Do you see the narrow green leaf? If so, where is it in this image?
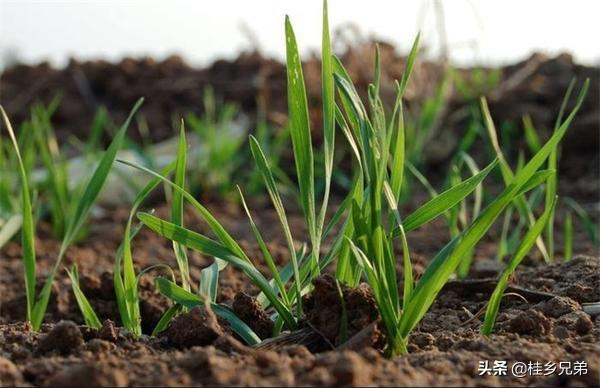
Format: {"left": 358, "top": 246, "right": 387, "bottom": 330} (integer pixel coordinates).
{"left": 172, "top": 121, "right": 191, "bottom": 291}
{"left": 518, "top": 169, "right": 555, "bottom": 196}
{"left": 395, "top": 158, "right": 498, "bottom": 235}
{"left": 199, "top": 261, "right": 221, "bottom": 303}
{"left": 152, "top": 304, "right": 182, "bottom": 336}
{"left": 389, "top": 100, "right": 405, "bottom": 202}
{"left": 482, "top": 197, "right": 557, "bottom": 335}
{"left": 318, "top": 0, "right": 335, "bottom": 237}
{"left": 1, "top": 106, "right": 36, "bottom": 324}
{"left": 398, "top": 33, "right": 421, "bottom": 97}
{"left": 63, "top": 98, "right": 144, "bottom": 250}
{"left": 564, "top": 211, "right": 573, "bottom": 261}
{"left": 237, "top": 186, "right": 289, "bottom": 306}
{"left": 482, "top": 97, "right": 549, "bottom": 262}
{"left": 285, "top": 15, "right": 316, "bottom": 252}
{"left": 545, "top": 79, "right": 576, "bottom": 261}
{"left": 249, "top": 136, "right": 302, "bottom": 315}
{"left": 66, "top": 264, "right": 102, "bottom": 329}
{"left": 522, "top": 115, "right": 541, "bottom": 153}
{"left": 383, "top": 182, "right": 412, "bottom": 308}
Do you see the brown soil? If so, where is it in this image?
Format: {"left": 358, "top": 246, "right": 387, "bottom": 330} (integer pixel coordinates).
{"left": 0, "top": 200, "right": 598, "bottom": 386}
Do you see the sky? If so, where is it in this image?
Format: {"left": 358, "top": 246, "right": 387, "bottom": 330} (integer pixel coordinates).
{"left": 1, "top": 0, "right": 599, "bottom": 69}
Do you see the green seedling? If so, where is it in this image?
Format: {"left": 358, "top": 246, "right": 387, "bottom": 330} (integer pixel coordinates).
{"left": 0, "top": 114, "right": 37, "bottom": 249}
{"left": 1, "top": 99, "right": 143, "bottom": 330}
{"left": 482, "top": 195, "right": 557, "bottom": 335}
{"left": 395, "top": 80, "right": 587, "bottom": 354}
{"left": 185, "top": 87, "right": 245, "bottom": 198}
{"left": 544, "top": 79, "right": 576, "bottom": 262}
{"left": 481, "top": 97, "right": 552, "bottom": 263}
{"left": 120, "top": 0, "right": 339, "bottom": 340}
{"left": 340, "top": 46, "right": 588, "bottom": 354}
{"left": 30, "top": 100, "right": 71, "bottom": 239}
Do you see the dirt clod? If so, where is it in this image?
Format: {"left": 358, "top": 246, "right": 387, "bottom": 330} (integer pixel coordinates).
{"left": 97, "top": 319, "right": 119, "bottom": 342}
{"left": 410, "top": 332, "right": 436, "bottom": 351}
{"left": 505, "top": 309, "right": 553, "bottom": 336}
{"left": 37, "top": 321, "right": 83, "bottom": 355}
{"left": 163, "top": 307, "right": 224, "bottom": 348}
{"left": 232, "top": 292, "right": 273, "bottom": 339}
{"left": 304, "top": 275, "right": 380, "bottom": 347}
{"left": 536, "top": 296, "right": 581, "bottom": 318}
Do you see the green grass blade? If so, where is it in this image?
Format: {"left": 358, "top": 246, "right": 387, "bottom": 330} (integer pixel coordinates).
{"left": 334, "top": 74, "right": 375, "bottom": 178}
{"left": 545, "top": 79, "right": 576, "bottom": 261}
{"left": 482, "top": 197, "right": 557, "bottom": 335}
{"left": 522, "top": 115, "right": 541, "bottom": 153}
{"left": 518, "top": 170, "right": 555, "bottom": 195}
{"left": 66, "top": 264, "right": 102, "bottom": 329}
{"left": 406, "top": 162, "right": 438, "bottom": 198}
{"left": 285, "top": 15, "right": 316, "bottom": 254}
{"left": 172, "top": 121, "right": 191, "bottom": 291}
{"left": 395, "top": 158, "right": 498, "bottom": 235}
{"left": 63, "top": 97, "right": 144, "bottom": 250}
{"left": 346, "top": 238, "right": 403, "bottom": 353}
{"left": 1, "top": 106, "right": 36, "bottom": 323}
{"left": 30, "top": 98, "right": 144, "bottom": 330}
{"left": 564, "top": 211, "right": 573, "bottom": 261}
{"left": 383, "top": 182, "right": 412, "bottom": 308}
{"left": 238, "top": 186, "right": 289, "bottom": 306}
{"left": 249, "top": 136, "right": 302, "bottom": 314}
{"left": 398, "top": 33, "right": 421, "bottom": 97}
{"left": 152, "top": 304, "right": 182, "bottom": 336}
{"left": 154, "top": 277, "right": 261, "bottom": 345}
{"left": 318, "top": 0, "right": 335, "bottom": 236}
{"left": 32, "top": 105, "right": 69, "bottom": 238}
{"left": 138, "top": 213, "right": 297, "bottom": 329}
{"left": 389, "top": 100, "right": 405, "bottom": 201}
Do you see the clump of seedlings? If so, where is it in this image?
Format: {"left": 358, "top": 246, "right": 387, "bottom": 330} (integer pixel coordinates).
{"left": 1, "top": 99, "right": 143, "bottom": 330}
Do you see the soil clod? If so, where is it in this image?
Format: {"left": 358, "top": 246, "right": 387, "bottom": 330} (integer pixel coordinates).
{"left": 304, "top": 275, "right": 381, "bottom": 348}
{"left": 232, "top": 291, "right": 273, "bottom": 339}
{"left": 505, "top": 309, "right": 553, "bottom": 336}
{"left": 97, "top": 319, "right": 119, "bottom": 342}
{"left": 163, "top": 307, "right": 224, "bottom": 348}
{"left": 536, "top": 296, "right": 582, "bottom": 318}
{"left": 36, "top": 321, "right": 83, "bottom": 355}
